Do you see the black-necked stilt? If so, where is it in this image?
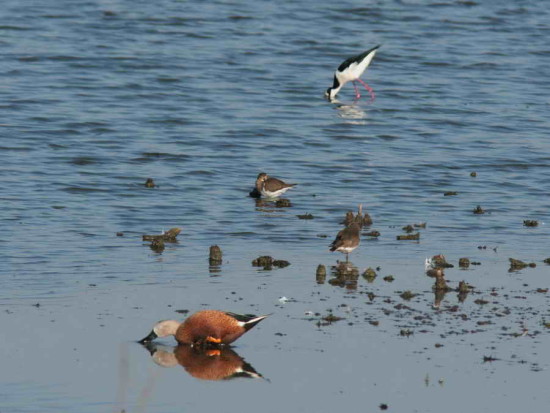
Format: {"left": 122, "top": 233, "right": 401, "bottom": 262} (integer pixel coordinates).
{"left": 254, "top": 173, "right": 296, "bottom": 198}
{"left": 325, "top": 45, "right": 380, "bottom": 101}
{"left": 329, "top": 223, "right": 361, "bottom": 262}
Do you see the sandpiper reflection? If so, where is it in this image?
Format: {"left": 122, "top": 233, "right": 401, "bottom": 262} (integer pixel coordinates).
{"left": 141, "top": 342, "right": 266, "bottom": 381}
{"left": 327, "top": 261, "right": 360, "bottom": 290}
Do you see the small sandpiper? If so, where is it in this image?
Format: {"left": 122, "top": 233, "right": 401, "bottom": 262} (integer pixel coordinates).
{"left": 325, "top": 45, "right": 380, "bottom": 101}
{"left": 254, "top": 173, "right": 296, "bottom": 199}
{"left": 329, "top": 222, "right": 361, "bottom": 262}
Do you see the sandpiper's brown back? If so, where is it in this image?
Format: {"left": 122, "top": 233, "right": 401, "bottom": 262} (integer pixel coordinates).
{"left": 263, "top": 177, "right": 294, "bottom": 192}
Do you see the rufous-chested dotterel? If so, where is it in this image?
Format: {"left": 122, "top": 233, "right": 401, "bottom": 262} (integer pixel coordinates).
{"left": 329, "top": 222, "right": 361, "bottom": 262}
{"left": 138, "top": 310, "right": 269, "bottom": 346}
{"left": 255, "top": 172, "right": 296, "bottom": 198}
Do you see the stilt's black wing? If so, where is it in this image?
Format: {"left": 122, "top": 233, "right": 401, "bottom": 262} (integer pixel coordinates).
{"left": 337, "top": 45, "right": 380, "bottom": 72}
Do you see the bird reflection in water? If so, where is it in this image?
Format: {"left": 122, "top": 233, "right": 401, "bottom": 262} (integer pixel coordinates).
{"left": 333, "top": 102, "right": 369, "bottom": 124}
{"left": 141, "top": 342, "right": 266, "bottom": 381}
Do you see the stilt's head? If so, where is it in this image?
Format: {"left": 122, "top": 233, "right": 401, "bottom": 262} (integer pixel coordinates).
{"left": 138, "top": 320, "right": 180, "bottom": 344}
{"left": 325, "top": 75, "right": 341, "bottom": 100}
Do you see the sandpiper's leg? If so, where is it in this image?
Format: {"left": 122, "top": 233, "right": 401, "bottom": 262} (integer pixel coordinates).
{"left": 357, "top": 78, "right": 375, "bottom": 102}
{"left": 352, "top": 81, "right": 361, "bottom": 99}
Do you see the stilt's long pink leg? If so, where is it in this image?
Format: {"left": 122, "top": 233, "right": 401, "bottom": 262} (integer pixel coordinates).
{"left": 352, "top": 81, "right": 361, "bottom": 100}
{"left": 357, "top": 78, "right": 375, "bottom": 102}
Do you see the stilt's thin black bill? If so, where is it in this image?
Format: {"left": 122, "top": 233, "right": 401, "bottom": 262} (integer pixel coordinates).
{"left": 138, "top": 330, "right": 158, "bottom": 344}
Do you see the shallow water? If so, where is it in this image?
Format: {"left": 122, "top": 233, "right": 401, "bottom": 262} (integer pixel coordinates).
{"left": 1, "top": 0, "right": 550, "bottom": 412}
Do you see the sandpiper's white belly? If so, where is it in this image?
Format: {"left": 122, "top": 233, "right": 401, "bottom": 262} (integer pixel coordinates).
{"left": 261, "top": 187, "right": 291, "bottom": 198}
{"left": 337, "top": 246, "right": 358, "bottom": 253}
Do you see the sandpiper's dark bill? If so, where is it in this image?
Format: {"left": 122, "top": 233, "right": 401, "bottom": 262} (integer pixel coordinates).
{"left": 325, "top": 45, "right": 380, "bottom": 101}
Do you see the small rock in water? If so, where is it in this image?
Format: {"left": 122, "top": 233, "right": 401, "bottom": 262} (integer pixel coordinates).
{"left": 316, "top": 264, "right": 326, "bottom": 284}
{"left": 470, "top": 171, "right": 477, "bottom": 177}
{"left": 362, "top": 267, "right": 377, "bottom": 283}
{"left": 397, "top": 233, "right": 420, "bottom": 240}
{"left": 143, "top": 227, "right": 181, "bottom": 242}
{"left": 116, "top": 232, "right": 124, "bottom": 237}
{"left": 297, "top": 213, "right": 314, "bottom": 220}
{"left": 432, "top": 254, "right": 454, "bottom": 268}
{"left": 252, "top": 256, "right": 290, "bottom": 270}
{"left": 473, "top": 205, "right": 485, "bottom": 214}
{"left": 458, "top": 257, "right": 470, "bottom": 268}
{"left": 444, "top": 191, "right": 458, "bottom": 196}
{"left": 363, "top": 230, "right": 380, "bottom": 237}
{"left": 209, "top": 245, "right": 223, "bottom": 265}
{"left": 150, "top": 238, "right": 165, "bottom": 252}
{"left": 523, "top": 220, "right": 538, "bottom": 227}
{"left": 509, "top": 258, "right": 536, "bottom": 271}
{"left": 144, "top": 178, "right": 156, "bottom": 188}
{"left": 400, "top": 290, "right": 417, "bottom": 300}
{"left": 249, "top": 188, "right": 261, "bottom": 198}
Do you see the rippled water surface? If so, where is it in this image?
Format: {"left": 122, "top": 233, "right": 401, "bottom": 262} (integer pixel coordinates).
{"left": 2, "top": 0, "right": 550, "bottom": 412}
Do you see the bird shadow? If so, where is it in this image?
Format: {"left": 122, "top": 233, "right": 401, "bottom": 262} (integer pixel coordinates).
{"left": 139, "top": 342, "right": 267, "bottom": 382}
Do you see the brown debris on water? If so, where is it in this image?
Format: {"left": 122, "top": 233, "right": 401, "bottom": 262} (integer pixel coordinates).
{"left": 150, "top": 238, "right": 165, "bottom": 252}
{"left": 297, "top": 213, "right": 314, "bottom": 220}
{"left": 322, "top": 314, "right": 344, "bottom": 323}
{"left": 397, "top": 233, "right": 420, "bottom": 240}
{"left": 143, "top": 227, "right": 181, "bottom": 242}
{"left": 402, "top": 224, "right": 415, "bottom": 233}
{"left": 252, "top": 256, "right": 290, "bottom": 270}
{"left": 414, "top": 222, "right": 427, "bottom": 229}
{"left": 316, "top": 265, "right": 326, "bottom": 284}
{"left": 473, "top": 205, "right": 485, "bottom": 214}
{"left": 509, "top": 258, "right": 536, "bottom": 271}
{"left": 144, "top": 178, "right": 156, "bottom": 188}
{"left": 458, "top": 257, "right": 470, "bottom": 268}
{"left": 209, "top": 245, "right": 223, "bottom": 266}
{"left": 523, "top": 220, "right": 538, "bottom": 227}
{"left": 116, "top": 232, "right": 124, "bottom": 237}
{"left": 399, "top": 290, "right": 417, "bottom": 301}
{"left": 444, "top": 191, "right": 458, "bottom": 196}
{"left": 342, "top": 204, "right": 372, "bottom": 227}
{"left": 383, "top": 275, "right": 395, "bottom": 282}
{"left": 362, "top": 267, "right": 377, "bottom": 283}
{"left": 363, "top": 230, "right": 380, "bottom": 237}
{"left": 470, "top": 171, "right": 477, "bottom": 177}
{"left": 275, "top": 199, "right": 292, "bottom": 208}
{"left": 431, "top": 254, "right": 454, "bottom": 268}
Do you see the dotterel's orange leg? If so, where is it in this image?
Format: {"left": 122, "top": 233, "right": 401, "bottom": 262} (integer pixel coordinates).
{"left": 205, "top": 336, "right": 222, "bottom": 344}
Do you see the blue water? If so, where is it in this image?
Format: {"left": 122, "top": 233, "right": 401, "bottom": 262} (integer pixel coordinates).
{"left": 1, "top": 1, "right": 550, "bottom": 412}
